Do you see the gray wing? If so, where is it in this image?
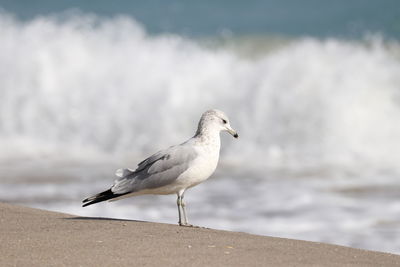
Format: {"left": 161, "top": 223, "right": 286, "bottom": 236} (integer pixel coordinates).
{"left": 111, "top": 144, "right": 198, "bottom": 194}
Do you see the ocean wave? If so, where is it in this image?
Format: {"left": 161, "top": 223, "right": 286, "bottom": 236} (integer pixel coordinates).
{"left": 0, "top": 12, "right": 399, "bottom": 172}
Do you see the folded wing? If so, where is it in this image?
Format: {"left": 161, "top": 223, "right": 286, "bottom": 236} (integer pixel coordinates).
{"left": 112, "top": 144, "right": 197, "bottom": 194}
{"left": 82, "top": 143, "right": 198, "bottom": 207}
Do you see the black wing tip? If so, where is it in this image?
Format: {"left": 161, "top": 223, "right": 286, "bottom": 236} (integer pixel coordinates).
{"left": 82, "top": 197, "right": 91, "bottom": 203}
{"left": 82, "top": 189, "right": 123, "bottom": 207}
{"left": 82, "top": 202, "right": 92, "bottom": 207}
{"left": 82, "top": 189, "right": 115, "bottom": 207}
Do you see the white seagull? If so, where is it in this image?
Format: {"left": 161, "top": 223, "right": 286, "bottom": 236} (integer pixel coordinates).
{"left": 82, "top": 109, "right": 238, "bottom": 226}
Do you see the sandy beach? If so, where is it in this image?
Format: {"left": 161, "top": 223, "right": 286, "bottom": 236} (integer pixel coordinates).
{"left": 0, "top": 202, "right": 399, "bottom": 266}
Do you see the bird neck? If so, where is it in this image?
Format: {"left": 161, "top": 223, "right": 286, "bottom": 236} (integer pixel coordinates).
{"left": 194, "top": 126, "right": 221, "bottom": 149}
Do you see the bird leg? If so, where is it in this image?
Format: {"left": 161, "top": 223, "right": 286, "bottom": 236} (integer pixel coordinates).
{"left": 181, "top": 198, "right": 190, "bottom": 226}
{"left": 177, "top": 195, "right": 184, "bottom": 226}
{"left": 177, "top": 192, "right": 192, "bottom": 227}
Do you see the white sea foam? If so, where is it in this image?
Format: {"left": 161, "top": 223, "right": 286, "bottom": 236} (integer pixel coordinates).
{"left": 0, "top": 12, "right": 399, "bottom": 172}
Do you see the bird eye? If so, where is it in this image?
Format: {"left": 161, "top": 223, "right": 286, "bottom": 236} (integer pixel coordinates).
{"left": 222, "top": 119, "right": 227, "bottom": 124}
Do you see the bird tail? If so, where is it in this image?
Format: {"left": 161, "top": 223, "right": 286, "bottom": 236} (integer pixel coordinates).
{"left": 82, "top": 189, "right": 128, "bottom": 207}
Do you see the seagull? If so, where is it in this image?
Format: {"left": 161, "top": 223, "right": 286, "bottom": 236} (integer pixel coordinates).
{"left": 82, "top": 109, "right": 238, "bottom": 226}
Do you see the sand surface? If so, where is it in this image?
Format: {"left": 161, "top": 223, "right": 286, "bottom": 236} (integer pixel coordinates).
{"left": 1, "top": 202, "right": 399, "bottom": 267}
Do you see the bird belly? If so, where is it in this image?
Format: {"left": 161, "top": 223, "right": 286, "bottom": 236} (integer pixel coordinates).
{"left": 110, "top": 183, "right": 183, "bottom": 199}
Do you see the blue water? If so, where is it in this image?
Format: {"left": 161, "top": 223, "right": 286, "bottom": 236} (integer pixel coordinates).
{"left": 0, "top": 3, "right": 400, "bottom": 254}
{"left": 1, "top": 0, "right": 399, "bottom": 38}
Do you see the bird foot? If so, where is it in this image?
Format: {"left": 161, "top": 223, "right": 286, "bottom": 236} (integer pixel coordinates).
{"left": 179, "top": 223, "right": 199, "bottom": 228}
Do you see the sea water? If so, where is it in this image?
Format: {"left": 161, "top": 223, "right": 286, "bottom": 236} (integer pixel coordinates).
{"left": 0, "top": 11, "right": 400, "bottom": 254}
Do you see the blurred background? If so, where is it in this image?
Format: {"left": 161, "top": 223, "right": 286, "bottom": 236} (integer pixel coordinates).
{"left": 0, "top": 0, "right": 400, "bottom": 254}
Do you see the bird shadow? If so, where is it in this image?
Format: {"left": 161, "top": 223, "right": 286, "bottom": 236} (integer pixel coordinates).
{"left": 63, "top": 216, "right": 145, "bottom": 223}
{"left": 63, "top": 216, "right": 210, "bottom": 229}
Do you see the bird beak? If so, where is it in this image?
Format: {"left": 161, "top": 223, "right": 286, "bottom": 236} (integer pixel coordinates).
{"left": 226, "top": 125, "right": 239, "bottom": 139}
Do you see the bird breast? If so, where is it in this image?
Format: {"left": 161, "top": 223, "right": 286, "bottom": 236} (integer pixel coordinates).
{"left": 176, "top": 143, "right": 220, "bottom": 188}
